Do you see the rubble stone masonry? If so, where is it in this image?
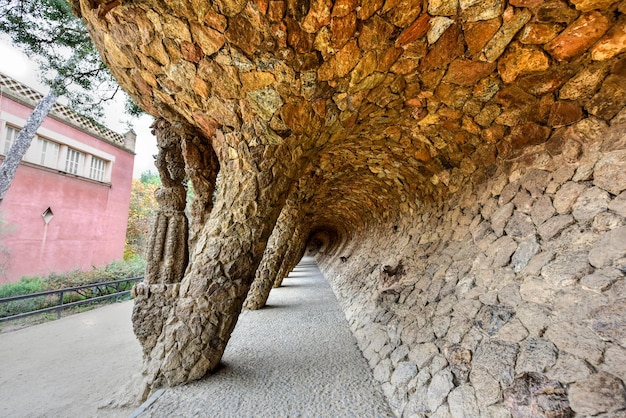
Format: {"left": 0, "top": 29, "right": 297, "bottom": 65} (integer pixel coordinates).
{"left": 74, "top": 0, "right": 625, "bottom": 414}
{"left": 319, "top": 120, "right": 626, "bottom": 416}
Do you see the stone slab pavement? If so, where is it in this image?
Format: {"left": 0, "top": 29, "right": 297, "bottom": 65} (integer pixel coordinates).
{"left": 136, "top": 256, "right": 394, "bottom": 418}
{"left": 0, "top": 256, "right": 393, "bottom": 417}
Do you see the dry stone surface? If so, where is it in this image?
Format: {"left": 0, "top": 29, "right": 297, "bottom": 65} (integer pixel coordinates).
{"left": 73, "top": 0, "right": 626, "bottom": 416}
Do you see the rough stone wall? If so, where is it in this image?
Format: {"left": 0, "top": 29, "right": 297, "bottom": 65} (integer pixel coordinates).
{"left": 73, "top": 0, "right": 626, "bottom": 409}
{"left": 318, "top": 119, "right": 626, "bottom": 417}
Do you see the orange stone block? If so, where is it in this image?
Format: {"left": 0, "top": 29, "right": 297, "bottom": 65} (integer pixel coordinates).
{"left": 254, "top": 0, "right": 269, "bottom": 14}
{"left": 267, "top": 1, "right": 286, "bottom": 22}
{"left": 591, "top": 17, "right": 626, "bottom": 61}
{"left": 545, "top": 11, "right": 612, "bottom": 61}
{"left": 395, "top": 14, "right": 431, "bottom": 47}
{"left": 509, "top": 0, "right": 544, "bottom": 6}
{"left": 444, "top": 59, "right": 496, "bottom": 86}
{"left": 334, "top": 39, "right": 362, "bottom": 77}
{"left": 331, "top": 12, "right": 357, "bottom": 48}
{"left": 414, "top": 148, "right": 432, "bottom": 162}
{"left": 509, "top": 122, "right": 551, "bottom": 149}
{"left": 420, "top": 24, "right": 464, "bottom": 71}
{"left": 498, "top": 44, "right": 550, "bottom": 84}
{"left": 549, "top": 101, "right": 584, "bottom": 127}
{"left": 519, "top": 23, "right": 564, "bottom": 45}
{"left": 181, "top": 41, "right": 204, "bottom": 63}
{"left": 203, "top": 10, "right": 228, "bottom": 32}
{"left": 331, "top": 0, "right": 359, "bottom": 17}
{"left": 464, "top": 18, "right": 501, "bottom": 58}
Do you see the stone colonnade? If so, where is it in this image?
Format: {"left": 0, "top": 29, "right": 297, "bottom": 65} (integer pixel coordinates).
{"left": 73, "top": 0, "right": 626, "bottom": 414}
{"left": 131, "top": 117, "right": 311, "bottom": 394}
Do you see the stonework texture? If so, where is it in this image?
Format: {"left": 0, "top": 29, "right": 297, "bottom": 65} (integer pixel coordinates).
{"left": 73, "top": 0, "right": 626, "bottom": 415}
{"left": 320, "top": 124, "right": 626, "bottom": 416}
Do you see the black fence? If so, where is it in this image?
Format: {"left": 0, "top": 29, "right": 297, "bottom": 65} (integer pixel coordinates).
{"left": 0, "top": 276, "right": 143, "bottom": 322}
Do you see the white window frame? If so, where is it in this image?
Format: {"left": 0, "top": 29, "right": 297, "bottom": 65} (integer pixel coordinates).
{"left": 65, "top": 148, "right": 83, "bottom": 175}
{"left": 2, "top": 124, "right": 19, "bottom": 155}
{"left": 1, "top": 113, "right": 116, "bottom": 163}
{"left": 37, "top": 136, "right": 60, "bottom": 168}
{"left": 89, "top": 156, "right": 106, "bottom": 181}
{"left": 1, "top": 115, "right": 115, "bottom": 183}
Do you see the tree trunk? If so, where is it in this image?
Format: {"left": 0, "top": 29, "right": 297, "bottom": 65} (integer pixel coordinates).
{"left": 0, "top": 89, "right": 58, "bottom": 202}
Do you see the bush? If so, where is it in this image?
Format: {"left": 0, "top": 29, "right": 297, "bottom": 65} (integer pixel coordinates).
{"left": 0, "top": 276, "right": 45, "bottom": 298}
{"left": 0, "top": 295, "right": 53, "bottom": 318}
{"left": 45, "top": 258, "right": 145, "bottom": 290}
{"left": 0, "top": 258, "right": 146, "bottom": 319}
{"left": 0, "top": 277, "right": 49, "bottom": 318}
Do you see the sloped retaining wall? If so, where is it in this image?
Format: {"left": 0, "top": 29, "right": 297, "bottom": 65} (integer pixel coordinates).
{"left": 319, "top": 118, "right": 626, "bottom": 417}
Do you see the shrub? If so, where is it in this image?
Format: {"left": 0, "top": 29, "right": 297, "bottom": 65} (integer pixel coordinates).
{"left": 0, "top": 277, "right": 49, "bottom": 318}
{"left": 0, "top": 276, "right": 45, "bottom": 298}
{"left": 0, "top": 258, "right": 145, "bottom": 319}
{"left": 45, "top": 258, "right": 145, "bottom": 290}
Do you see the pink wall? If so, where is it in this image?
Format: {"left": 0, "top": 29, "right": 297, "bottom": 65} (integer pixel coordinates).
{"left": 0, "top": 94, "right": 134, "bottom": 283}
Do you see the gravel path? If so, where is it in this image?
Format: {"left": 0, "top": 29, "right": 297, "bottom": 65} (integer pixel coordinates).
{"left": 0, "top": 257, "right": 392, "bottom": 417}
{"left": 136, "top": 256, "right": 393, "bottom": 418}
{"left": 0, "top": 300, "right": 142, "bottom": 418}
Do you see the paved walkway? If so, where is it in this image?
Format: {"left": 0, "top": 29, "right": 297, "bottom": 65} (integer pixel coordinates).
{"left": 0, "top": 299, "right": 142, "bottom": 418}
{"left": 0, "top": 257, "right": 393, "bottom": 417}
{"left": 137, "top": 256, "right": 393, "bottom": 417}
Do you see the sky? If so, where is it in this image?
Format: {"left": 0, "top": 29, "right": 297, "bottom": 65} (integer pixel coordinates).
{"left": 0, "top": 36, "right": 158, "bottom": 178}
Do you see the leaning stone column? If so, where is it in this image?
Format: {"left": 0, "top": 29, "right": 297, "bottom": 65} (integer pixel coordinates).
{"left": 273, "top": 223, "right": 309, "bottom": 288}
{"left": 132, "top": 118, "right": 188, "bottom": 355}
{"left": 139, "top": 139, "right": 304, "bottom": 396}
{"left": 243, "top": 207, "right": 300, "bottom": 310}
{"left": 180, "top": 128, "right": 219, "bottom": 250}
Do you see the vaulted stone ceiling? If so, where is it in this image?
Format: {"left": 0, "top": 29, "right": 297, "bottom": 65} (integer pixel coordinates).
{"left": 74, "top": 0, "right": 626, "bottom": 407}
{"left": 77, "top": 0, "right": 624, "bottom": 230}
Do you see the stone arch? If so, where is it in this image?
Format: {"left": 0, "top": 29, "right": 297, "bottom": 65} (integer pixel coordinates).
{"left": 75, "top": 1, "right": 626, "bottom": 414}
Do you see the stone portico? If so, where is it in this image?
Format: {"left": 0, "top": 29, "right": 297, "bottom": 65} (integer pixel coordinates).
{"left": 75, "top": 1, "right": 625, "bottom": 415}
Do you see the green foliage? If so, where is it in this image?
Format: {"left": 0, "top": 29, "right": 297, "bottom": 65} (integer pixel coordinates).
{"left": 140, "top": 170, "right": 161, "bottom": 186}
{"left": 0, "top": 259, "right": 145, "bottom": 297}
{"left": 0, "top": 296, "right": 50, "bottom": 318}
{"left": 125, "top": 177, "right": 159, "bottom": 259}
{"left": 0, "top": 277, "right": 49, "bottom": 318}
{"left": 0, "top": 276, "right": 45, "bottom": 298}
{"left": 45, "top": 258, "right": 145, "bottom": 290}
{"left": 0, "top": 0, "right": 139, "bottom": 120}
{"left": 125, "top": 98, "right": 145, "bottom": 117}
{"left": 0, "top": 259, "right": 145, "bottom": 319}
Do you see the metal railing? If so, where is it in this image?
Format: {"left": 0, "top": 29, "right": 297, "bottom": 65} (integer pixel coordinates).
{"left": 0, "top": 276, "right": 143, "bottom": 322}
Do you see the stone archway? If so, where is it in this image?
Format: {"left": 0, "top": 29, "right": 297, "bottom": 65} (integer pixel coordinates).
{"left": 75, "top": 1, "right": 626, "bottom": 415}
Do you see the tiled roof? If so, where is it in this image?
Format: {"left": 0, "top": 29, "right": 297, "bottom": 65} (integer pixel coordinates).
{"left": 0, "top": 71, "right": 126, "bottom": 147}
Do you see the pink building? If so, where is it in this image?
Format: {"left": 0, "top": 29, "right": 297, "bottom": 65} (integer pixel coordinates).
{"left": 0, "top": 72, "right": 136, "bottom": 283}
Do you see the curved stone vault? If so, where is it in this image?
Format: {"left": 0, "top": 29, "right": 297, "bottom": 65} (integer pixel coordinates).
{"left": 75, "top": 0, "right": 625, "bottom": 415}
